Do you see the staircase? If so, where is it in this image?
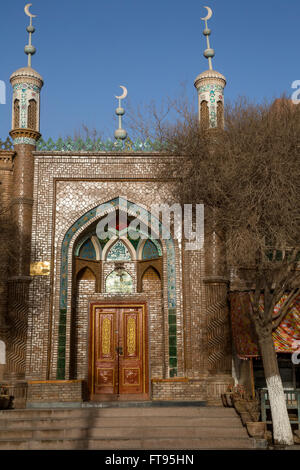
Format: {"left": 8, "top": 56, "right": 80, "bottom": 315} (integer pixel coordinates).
{"left": 0, "top": 405, "right": 256, "bottom": 450}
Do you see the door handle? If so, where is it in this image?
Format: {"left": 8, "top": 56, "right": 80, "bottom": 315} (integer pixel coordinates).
{"left": 118, "top": 347, "right": 123, "bottom": 356}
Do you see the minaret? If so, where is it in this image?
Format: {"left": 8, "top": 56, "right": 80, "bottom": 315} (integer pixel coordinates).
{"left": 9, "top": 4, "right": 43, "bottom": 277}
{"left": 6, "top": 4, "right": 43, "bottom": 381}
{"left": 194, "top": 7, "right": 226, "bottom": 129}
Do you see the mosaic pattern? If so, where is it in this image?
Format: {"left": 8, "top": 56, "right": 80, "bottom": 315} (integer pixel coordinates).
{"left": 13, "top": 83, "right": 41, "bottom": 93}
{"left": 36, "top": 137, "right": 166, "bottom": 152}
{"left": 13, "top": 137, "right": 37, "bottom": 146}
{"left": 105, "top": 270, "right": 133, "bottom": 293}
{"left": 198, "top": 84, "right": 224, "bottom": 129}
{"left": 57, "top": 197, "right": 177, "bottom": 379}
{"left": 12, "top": 83, "right": 41, "bottom": 131}
{"left": 142, "top": 239, "right": 159, "bottom": 260}
{"left": 78, "top": 239, "right": 96, "bottom": 260}
{"left": 106, "top": 240, "right": 132, "bottom": 261}
{"left": 59, "top": 198, "right": 175, "bottom": 310}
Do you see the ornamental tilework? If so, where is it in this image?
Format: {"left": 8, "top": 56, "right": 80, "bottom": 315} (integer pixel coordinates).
{"left": 142, "top": 239, "right": 159, "bottom": 260}
{"left": 57, "top": 196, "right": 177, "bottom": 379}
{"left": 12, "top": 83, "right": 41, "bottom": 130}
{"left": 59, "top": 197, "right": 176, "bottom": 310}
{"left": 107, "top": 240, "right": 132, "bottom": 261}
{"left": 198, "top": 84, "right": 224, "bottom": 129}
{"left": 78, "top": 238, "right": 96, "bottom": 260}
{"left": 13, "top": 137, "right": 36, "bottom": 146}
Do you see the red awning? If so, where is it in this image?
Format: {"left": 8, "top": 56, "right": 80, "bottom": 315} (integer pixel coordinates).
{"left": 230, "top": 292, "right": 300, "bottom": 359}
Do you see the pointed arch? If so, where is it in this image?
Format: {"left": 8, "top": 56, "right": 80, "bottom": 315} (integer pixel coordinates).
{"left": 28, "top": 99, "right": 37, "bottom": 130}
{"left": 14, "top": 99, "right": 20, "bottom": 128}
{"left": 78, "top": 238, "right": 96, "bottom": 260}
{"left": 102, "top": 237, "right": 136, "bottom": 261}
{"left": 58, "top": 197, "right": 177, "bottom": 379}
{"left": 77, "top": 266, "right": 96, "bottom": 281}
{"left": 217, "top": 100, "right": 224, "bottom": 129}
{"left": 200, "top": 100, "right": 209, "bottom": 130}
{"left": 136, "top": 237, "right": 162, "bottom": 260}
{"left": 142, "top": 265, "right": 161, "bottom": 281}
{"left": 142, "top": 266, "right": 162, "bottom": 292}
{"left": 60, "top": 197, "right": 175, "bottom": 310}
{"left": 76, "top": 264, "right": 98, "bottom": 281}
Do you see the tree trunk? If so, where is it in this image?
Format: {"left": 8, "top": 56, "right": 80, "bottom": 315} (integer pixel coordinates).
{"left": 259, "top": 337, "right": 294, "bottom": 445}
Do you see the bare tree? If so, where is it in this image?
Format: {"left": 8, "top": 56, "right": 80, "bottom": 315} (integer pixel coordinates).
{"left": 141, "top": 96, "right": 300, "bottom": 445}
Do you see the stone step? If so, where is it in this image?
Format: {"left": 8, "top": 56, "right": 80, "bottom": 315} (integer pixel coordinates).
{"left": 0, "top": 424, "right": 249, "bottom": 440}
{"left": 0, "top": 436, "right": 255, "bottom": 450}
{"left": 0, "top": 406, "right": 237, "bottom": 419}
{"left": 0, "top": 415, "right": 242, "bottom": 429}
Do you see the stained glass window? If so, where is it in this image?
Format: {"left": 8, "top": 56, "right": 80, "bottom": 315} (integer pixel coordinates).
{"left": 106, "top": 240, "right": 132, "bottom": 261}
{"left": 106, "top": 270, "right": 133, "bottom": 293}
{"left": 142, "top": 240, "right": 159, "bottom": 260}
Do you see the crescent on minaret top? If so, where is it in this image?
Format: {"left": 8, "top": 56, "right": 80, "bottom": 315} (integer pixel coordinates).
{"left": 115, "top": 86, "right": 128, "bottom": 100}
{"left": 201, "top": 6, "right": 213, "bottom": 21}
{"left": 24, "top": 3, "right": 37, "bottom": 18}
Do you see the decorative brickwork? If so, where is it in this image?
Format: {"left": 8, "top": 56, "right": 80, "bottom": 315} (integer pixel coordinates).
{"left": 0, "top": 151, "right": 14, "bottom": 344}
{"left": 0, "top": 150, "right": 232, "bottom": 404}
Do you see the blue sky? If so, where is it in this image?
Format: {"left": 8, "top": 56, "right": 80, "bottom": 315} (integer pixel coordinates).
{"left": 1, "top": 0, "right": 299, "bottom": 140}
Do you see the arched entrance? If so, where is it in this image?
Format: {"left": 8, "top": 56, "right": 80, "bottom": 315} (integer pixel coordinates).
{"left": 57, "top": 197, "right": 178, "bottom": 399}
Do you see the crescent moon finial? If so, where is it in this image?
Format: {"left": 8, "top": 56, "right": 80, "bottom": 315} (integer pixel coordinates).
{"left": 24, "top": 3, "right": 37, "bottom": 18}
{"left": 200, "top": 6, "right": 214, "bottom": 70}
{"left": 115, "top": 85, "right": 128, "bottom": 101}
{"left": 114, "top": 86, "right": 128, "bottom": 141}
{"left": 24, "top": 3, "right": 37, "bottom": 67}
{"left": 201, "top": 6, "right": 213, "bottom": 22}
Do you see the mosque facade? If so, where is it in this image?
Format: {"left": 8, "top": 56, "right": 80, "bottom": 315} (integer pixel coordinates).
{"left": 0, "top": 6, "right": 240, "bottom": 408}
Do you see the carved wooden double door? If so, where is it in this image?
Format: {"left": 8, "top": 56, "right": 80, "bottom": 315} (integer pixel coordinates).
{"left": 89, "top": 303, "right": 149, "bottom": 400}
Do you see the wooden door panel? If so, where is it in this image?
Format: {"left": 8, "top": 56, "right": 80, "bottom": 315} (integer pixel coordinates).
{"left": 94, "top": 308, "right": 118, "bottom": 395}
{"left": 90, "top": 303, "right": 148, "bottom": 400}
{"left": 119, "top": 308, "right": 143, "bottom": 394}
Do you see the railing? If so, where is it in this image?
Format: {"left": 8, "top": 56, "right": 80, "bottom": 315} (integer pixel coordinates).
{"left": 260, "top": 388, "right": 300, "bottom": 427}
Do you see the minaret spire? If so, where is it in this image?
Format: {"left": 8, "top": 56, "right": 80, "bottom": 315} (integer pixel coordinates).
{"left": 24, "top": 4, "right": 37, "bottom": 68}
{"left": 114, "top": 86, "right": 128, "bottom": 141}
{"left": 194, "top": 6, "right": 226, "bottom": 129}
{"left": 201, "top": 6, "right": 215, "bottom": 71}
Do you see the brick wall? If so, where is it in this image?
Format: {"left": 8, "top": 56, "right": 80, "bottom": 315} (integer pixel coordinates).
{"left": 0, "top": 152, "right": 13, "bottom": 333}
{"left": 27, "top": 380, "right": 84, "bottom": 403}
{"left": 151, "top": 379, "right": 206, "bottom": 401}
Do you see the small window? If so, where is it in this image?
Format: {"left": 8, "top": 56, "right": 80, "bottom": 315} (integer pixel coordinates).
{"left": 217, "top": 101, "right": 224, "bottom": 129}
{"left": 14, "top": 99, "right": 20, "bottom": 128}
{"left": 28, "top": 99, "right": 37, "bottom": 130}
{"left": 201, "top": 100, "right": 209, "bottom": 130}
